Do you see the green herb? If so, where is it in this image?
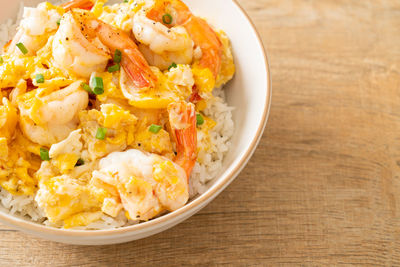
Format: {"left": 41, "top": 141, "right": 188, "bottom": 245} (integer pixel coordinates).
{"left": 123, "top": 0, "right": 129, "bottom": 3}
{"left": 196, "top": 114, "right": 204, "bottom": 126}
{"left": 108, "top": 63, "right": 120, "bottom": 73}
{"left": 35, "top": 74, "right": 45, "bottom": 84}
{"left": 96, "top": 127, "right": 107, "bottom": 140}
{"left": 114, "top": 49, "right": 122, "bottom": 63}
{"left": 162, "top": 13, "right": 173, "bottom": 25}
{"left": 80, "top": 83, "right": 93, "bottom": 94}
{"left": 57, "top": 18, "right": 61, "bottom": 26}
{"left": 16, "top": 43, "right": 28, "bottom": 55}
{"left": 168, "top": 62, "right": 177, "bottom": 71}
{"left": 0, "top": 57, "right": 3, "bottom": 64}
{"left": 40, "top": 148, "right": 50, "bottom": 161}
{"left": 149, "top": 124, "right": 162, "bottom": 134}
{"left": 75, "top": 158, "right": 85, "bottom": 167}
{"left": 91, "top": 76, "right": 104, "bottom": 95}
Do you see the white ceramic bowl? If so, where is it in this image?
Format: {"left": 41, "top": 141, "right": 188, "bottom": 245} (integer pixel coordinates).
{"left": 0, "top": 0, "right": 271, "bottom": 245}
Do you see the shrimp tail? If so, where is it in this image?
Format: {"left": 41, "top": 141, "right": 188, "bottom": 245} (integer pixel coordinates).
{"left": 168, "top": 101, "right": 197, "bottom": 180}
{"left": 61, "top": 0, "right": 95, "bottom": 11}
{"left": 183, "top": 16, "right": 222, "bottom": 77}
{"left": 146, "top": 0, "right": 223, "bottom": 78}
{"left": 81, "top": 14, "right": 157, "bottom": 89}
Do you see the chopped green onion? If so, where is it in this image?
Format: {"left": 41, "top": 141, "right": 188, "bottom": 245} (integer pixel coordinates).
{"left": 0, "top": 57, "right": 3, "bottom": 64}
{"left": 16, "top": 42, "right": 28, "bottom": 55}
{"left": 57, "top": 18, "right": 61, "bottom": 26}
{"left": 196, "top": 114, "right": 204, "bottom": 126}
{"left": 149, "top": 124, "right": 162, "bottom": 134}
{"left": 168, "top": 62, "right": 177, "bottom": 71}
{"left": 80, "top": 82, "right": 93, "bottom": 94}
{"left": 96, "top": 127, "right": 107, "bottom": 140}
{"left": 35, "top": 74, "right": 45, "bottom": 84}
{"left": 91, "top": 76, "right": 104, "bottom": 95}
{"left": 162, "top": 13, "right": 173, "bottom": 25}
{"left": 75, "top": 158, "right": 85, "bottom": 167}
{"left": 114, "top": 49, "right": 122, "bottom": 63}
{"left": 123, "top": 0, "right": 129, "bottom": 3}
{"left": 40, "top": 148, "right": 50, "bottom": 161}
{"left": 108, "top": 63, "right": 120, "bottom": 73}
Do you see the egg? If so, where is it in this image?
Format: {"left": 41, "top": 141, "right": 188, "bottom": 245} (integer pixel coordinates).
{"left": 215, "top": 30, "right": 235, "bottom": 88}
{"left": 35, "top": 174, "right": 101, "bottom": 225}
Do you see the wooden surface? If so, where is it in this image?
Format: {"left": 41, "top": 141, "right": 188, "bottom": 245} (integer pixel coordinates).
{"left": 2, "top": 0, "right": 400, "bottom": 266}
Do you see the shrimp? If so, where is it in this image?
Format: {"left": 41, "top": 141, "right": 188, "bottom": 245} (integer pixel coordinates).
{"left": 18, "top": 81, "right": 89, "bottom": 146}
{"left": 167, "top": 100, "right": 197, "bottom": 179}
{"left": 53, "top": 9, "right": 157, "bottom": 90}
{"left": 52, "top": 12, "right": 110, "bottom": 78}
{"left": 4, "top": 0, "right": 95, "bottom": 56}
{"left": 5, "top": 3, "right": 61, "bottom": 56}
{"left": 145, "top": 0, "right": 223, "bottom": 78}
{"left": 132, "top": 10, "right": 194, "bottom": 70}
{"left": 61, "top": 0, "right": 95, "bottom": 11}
{"left": 91, "top": 101, "right": 197, "bottom": 220}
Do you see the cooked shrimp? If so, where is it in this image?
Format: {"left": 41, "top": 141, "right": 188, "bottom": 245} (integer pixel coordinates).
{"left": 167, "top": 100, "right": 197, "bottom": 179}
{"left": 91, "top": 101, "right": 196, "bottom": 220}
{"left": 53, "top": 10, "right": 157, "bottom": 90}
{"left": 5, "top": 3, "right": 61, "bottom": 56}
{"left": 18, "top": 81, "right": 89, "bottom": 146}
{"left": 132, "top": 10, "right": 193, "bottom": 70}
{"left": 92, "top": 148, "right": 189, "bottom": 220}
{"left": 146, "top": 0, "right": 223, "bottom": 77}
{"left": 61, "top": 0, "right": 95, "bottom": 11}
{"left": 52, "top": 12, "right": 110, "bottom": 78}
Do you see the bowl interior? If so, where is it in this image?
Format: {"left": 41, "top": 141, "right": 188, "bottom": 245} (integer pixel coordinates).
{"left": 0, "top": 0, "right": 270, "bottom": 241}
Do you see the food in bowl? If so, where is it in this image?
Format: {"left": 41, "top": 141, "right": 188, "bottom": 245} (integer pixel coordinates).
{"left": 0, "top": 0, "right": 235, "bottom": 229}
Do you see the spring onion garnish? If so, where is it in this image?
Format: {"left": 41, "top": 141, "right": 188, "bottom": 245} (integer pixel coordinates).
{"left": 0, "top": 57, "right": 3, "bottom": 64}
{"left": 196, "top": 114, "right": 204, "bottom": 126}
{"left": 114, "top": 49, "right": 122, "bottom": 63}
{"left": 91, "top": 76, "right": 104, "bottom": 95}
{"left": 75, "top": 158, "right": 85, "bottom": 167}
{"left": 96, "top": 127, "right": 107, "bottom": 140}
{"left": 123, "top": 0, "right": 129, "bottom": 3}
{"left": 80, "top": 83, "right": 93, "bottom": 94}
{"left": 168, "top": 62, "right": 177, "bottom": 71}
{"left": 40, "top": 148, "right": 50, "bottom": 161}
{"left": 108, "top": 63, "right": 120, "bottom": 73}
{"left": 57, "top": 18, "right": 61, "bottom": 26}
{"left": 162, "top": 13, "right": 173, "bottom": 25}
{"left": 35, "top": 74, "right": 45, "bottom": 84}
{"left": 149, "top": 124, "right": 162, "bottom": 134}
{"left": 16, "top": 42, "right": 28, "bottom": 55}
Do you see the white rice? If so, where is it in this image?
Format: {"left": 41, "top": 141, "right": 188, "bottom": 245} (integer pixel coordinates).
{"left": 0, "top": 2, "right": 234, "bottom": 229}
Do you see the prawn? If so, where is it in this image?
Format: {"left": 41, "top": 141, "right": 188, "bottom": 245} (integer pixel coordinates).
{"left": 53, "top": 10, "right": 157, "bottom": 90}
{"left": 5, "top": 3, "right": 61, "bottom": 56}
{"left": 4, "top": 0, "right": 95, "bottom": 56}
{"left": 167, "top": 100, "right": 197, "bottom": 179}
{"left": 91, "top": 101, "right": 197, "bottom": 220}
{"left": 18, "top": 81, "right": 89, "bottom": 146}
{"left": 61, "top": 0, "right": 95, "bottom": 11}
{"left": 132, "top": 9, "right": 194, "bottom": 71}
{"left": 146, "top": 0, "right": 223, "bottom": 78}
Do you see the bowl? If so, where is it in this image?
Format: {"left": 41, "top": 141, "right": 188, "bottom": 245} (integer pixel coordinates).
{"left": 0, "top": 0, "right": 271, "bottom": 245}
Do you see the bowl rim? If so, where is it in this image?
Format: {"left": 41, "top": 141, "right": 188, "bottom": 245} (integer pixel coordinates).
{"left": 0, "top": 0, "right": 272, "bottom": 238}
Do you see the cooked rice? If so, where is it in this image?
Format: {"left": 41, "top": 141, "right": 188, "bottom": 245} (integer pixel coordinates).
{"left": 0, "top": 1, "right": 234, "bottom": 229}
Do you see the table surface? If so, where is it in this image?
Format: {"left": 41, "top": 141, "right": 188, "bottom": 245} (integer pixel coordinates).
{"left": 2, "top": 0, "right": 400, "bottom": 266}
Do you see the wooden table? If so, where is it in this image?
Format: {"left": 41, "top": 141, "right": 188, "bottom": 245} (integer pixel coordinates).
{"left": 2, "top": 0, "right": 400, "bottom": 265}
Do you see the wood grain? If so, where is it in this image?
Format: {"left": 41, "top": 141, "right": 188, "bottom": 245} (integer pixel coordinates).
{"left": 2, "top": 0, "right": 400, "bottom": 265}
